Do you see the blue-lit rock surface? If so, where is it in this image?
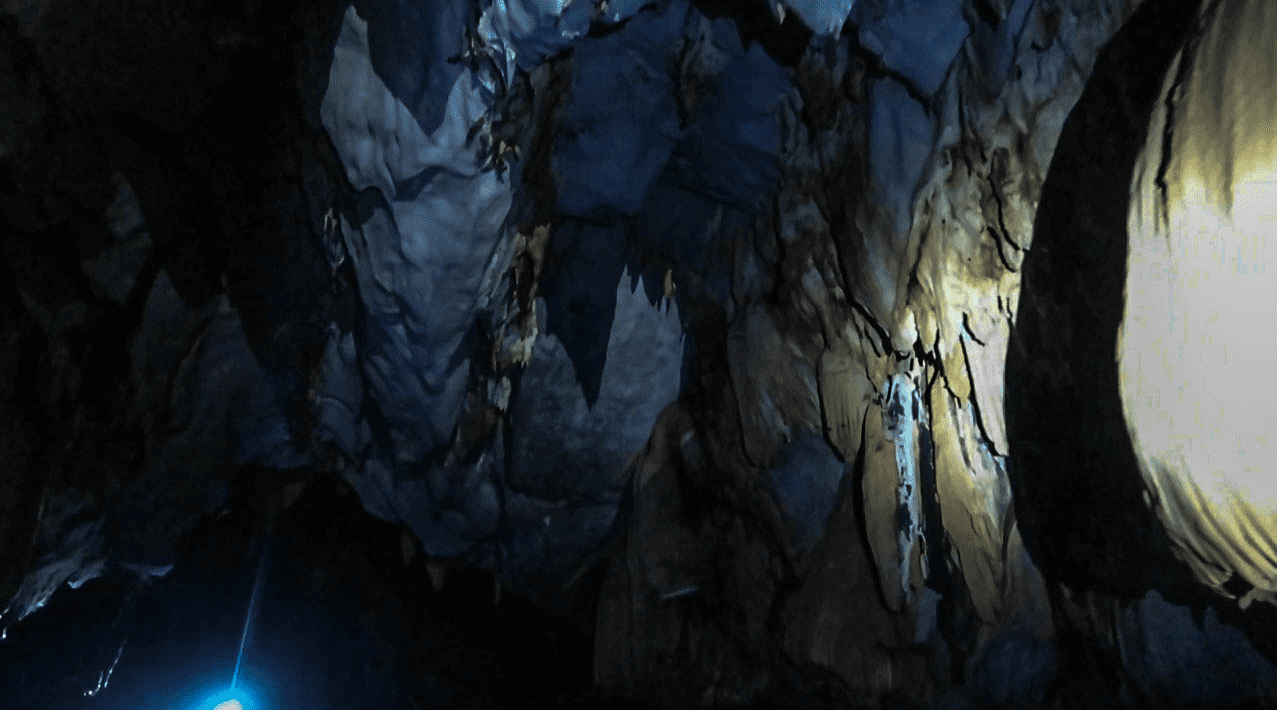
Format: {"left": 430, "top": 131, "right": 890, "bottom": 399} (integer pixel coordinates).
{"left": 781, "top": 0, "right": 857, "bottom": 36}
{"left": 551, "top": 8, "right": 684, "bottom": 220}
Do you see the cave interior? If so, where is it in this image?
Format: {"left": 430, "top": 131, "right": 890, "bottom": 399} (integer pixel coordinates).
{"left": 1, "top": 0, "right": 1277, "bottom": 708}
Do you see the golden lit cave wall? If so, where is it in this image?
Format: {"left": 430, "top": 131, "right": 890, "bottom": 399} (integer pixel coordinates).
{"left": 1120, "top": 0, "right": 1277, "bottom": 608}
{"left": 599, "top": 0, "right": 1140, "bottom": 700}
{"left": 818, "top": 0, "right": 1134, "bottom": 639}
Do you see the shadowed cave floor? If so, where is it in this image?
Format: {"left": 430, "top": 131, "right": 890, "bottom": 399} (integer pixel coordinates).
{"left": 0, "top": 472, "right": 863, "bottom": 709}
{"left": 0, "top": 469, "right": 1245, "bottom": 709}
{"left": 0, "top": 473, "right": 603, "bottom": 709}
{"left": 0, "top": 471, "right": 1164, "bottom": 710}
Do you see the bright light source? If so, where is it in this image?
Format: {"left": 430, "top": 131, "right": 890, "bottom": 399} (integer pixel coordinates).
{"left": 194, "top": 687, "right": 256, "bottom": 710}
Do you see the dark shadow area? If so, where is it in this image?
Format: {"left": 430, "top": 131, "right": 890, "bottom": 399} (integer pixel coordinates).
{"left": 0, "top": 471, "right": 652, "bottom": 709}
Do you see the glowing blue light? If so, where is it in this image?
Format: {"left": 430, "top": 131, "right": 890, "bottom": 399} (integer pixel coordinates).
{"left": 194, "top": 686, "right": 257, "bottom": 710}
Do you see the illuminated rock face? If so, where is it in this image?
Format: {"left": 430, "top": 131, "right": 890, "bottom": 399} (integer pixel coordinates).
{"left": 1120, "top": 0, "right": 1277, "bottom": 606}
{"left": 1008, "top": 0, "right": 1277, "bottom": 704}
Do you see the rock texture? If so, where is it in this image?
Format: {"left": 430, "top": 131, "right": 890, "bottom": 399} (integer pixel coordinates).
{"left": 3, "top": 0, "right": 1277, "bottom": 707}
{"left": 1010, "top": 0, "right": 1277, "bottom": 705}
{"left": 1121, "top": 0, "right": 1277, "bottom": 608}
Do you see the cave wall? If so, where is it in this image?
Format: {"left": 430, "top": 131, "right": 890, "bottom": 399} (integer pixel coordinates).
{"left": 1121, "top": 0, "right": 1277, "bottom": 607}
{"left": 1010, "top": 0, "right": 1277, "bottom": 704}
{"left": 3, "top": 0, "right": 1277, "bottom": 707}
